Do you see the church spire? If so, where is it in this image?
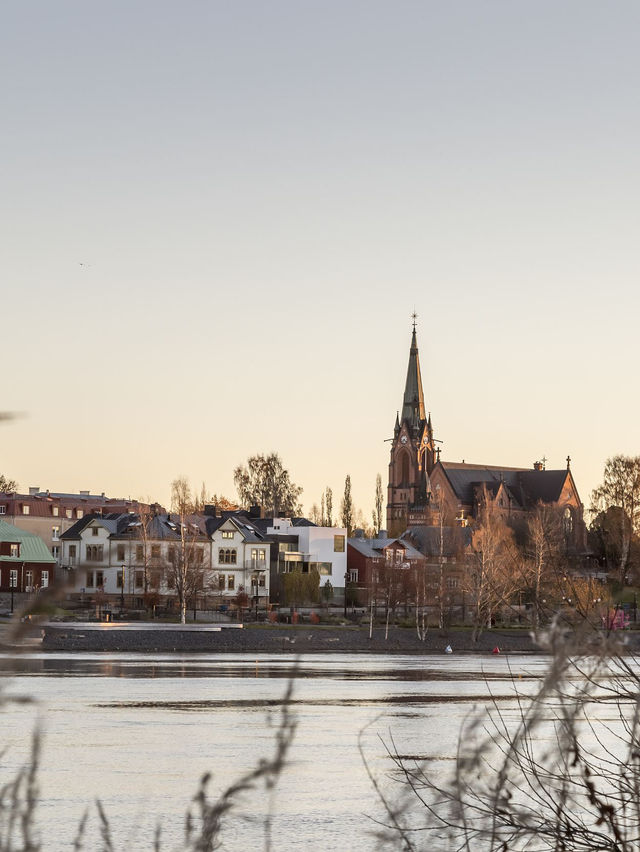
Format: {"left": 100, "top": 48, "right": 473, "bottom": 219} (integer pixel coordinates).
{"left": 401, "top": 319, "right": 426, "bottom": 428}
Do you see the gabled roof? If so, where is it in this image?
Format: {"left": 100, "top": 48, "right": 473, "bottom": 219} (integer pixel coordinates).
{"left": 402, "top": 525, "right": 471, "bottom": 557}
{"left": 438, "top": 462, "right": 573, "bottom": 510}
{"left": 348, "top": 535, "right": 423, "bottom": 562}
{"left": 0, "top": 519, "right": 56, "bottom": 564}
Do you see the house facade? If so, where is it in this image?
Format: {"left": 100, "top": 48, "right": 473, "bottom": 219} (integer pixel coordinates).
{"left": 0, "top": 488, "right": 157, "bottom": 566}
{"left": 0, "top": 518, "right": 56, "bottom": 593}
{"left": 60, "top": 511, "right": 271, "bottom": 611}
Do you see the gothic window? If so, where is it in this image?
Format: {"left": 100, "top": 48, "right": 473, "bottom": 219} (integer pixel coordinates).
{"left": 563, "top": 507, "right": 574, "bottom": 536}
{"left": 400, "top": 453, "right": 409, "bottom": 485}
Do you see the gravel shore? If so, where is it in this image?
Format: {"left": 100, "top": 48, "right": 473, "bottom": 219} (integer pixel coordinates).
{"left": 41, "top": 623, "right": 544, "bottom": 654}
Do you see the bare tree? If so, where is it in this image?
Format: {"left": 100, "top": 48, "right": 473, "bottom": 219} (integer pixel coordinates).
{"left": 308, "top": 503, "right": 322, "bottom": 525}
{"left": 591, "top": 454, "right": 640, "bottom": 583}
{"left": 169, "top": 477, "right": 208, "bottom": 624}
{"left": 525, "top": 503, "right": 565, "bottom": 628}
{"left": 465, "top": 506, "right": 518, "bottom": 641}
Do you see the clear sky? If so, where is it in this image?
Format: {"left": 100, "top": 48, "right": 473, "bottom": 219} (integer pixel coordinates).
{"left": 2, "top": 1, "right": 639, "bottom": 519}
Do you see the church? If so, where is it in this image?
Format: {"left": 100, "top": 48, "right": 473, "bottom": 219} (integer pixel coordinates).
{"left": 386, "top": 322, "right": 586, "bottom": 552}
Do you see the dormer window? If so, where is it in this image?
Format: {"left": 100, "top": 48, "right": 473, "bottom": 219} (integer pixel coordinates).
{"left": 221, "top": 530, "right": 234, "bottom": 540}
{"left": 92, "top": 527, "right": 99, "bottom": 536}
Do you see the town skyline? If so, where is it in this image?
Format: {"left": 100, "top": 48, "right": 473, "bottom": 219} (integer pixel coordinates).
{"left": 4, "top": 2, "right": 640, "bottom": 517}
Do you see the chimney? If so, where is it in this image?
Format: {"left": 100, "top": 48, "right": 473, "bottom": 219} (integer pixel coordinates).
{"left": 353, "top": 528, "right": 365, "bottom": 539}
{"left": 29, "top": 487, "right": 39, "bottom": 496}
{"left": 249, "top": 505, "right": 262, "bottom": 519}
{"left": 377, "top": 529, "right": 388, "bottom": 540}
{"left": 204, "top": 504, "right": 217, "bottom": 518}
{"left": 533, "top": 461, "right": 543, "bottom": 471}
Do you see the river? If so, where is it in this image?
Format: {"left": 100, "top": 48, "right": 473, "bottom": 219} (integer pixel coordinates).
{"left": 0, "top": 652, "right": 550, "bottom": 851}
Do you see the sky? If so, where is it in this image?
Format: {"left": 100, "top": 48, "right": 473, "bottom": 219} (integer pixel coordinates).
{"left": 2, "top": 1, "right": 639, "bottom": 519}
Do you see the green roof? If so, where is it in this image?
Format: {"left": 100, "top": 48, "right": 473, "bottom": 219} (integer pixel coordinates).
{"left": 0, "top": 518, "right": 56, "bottom": 564}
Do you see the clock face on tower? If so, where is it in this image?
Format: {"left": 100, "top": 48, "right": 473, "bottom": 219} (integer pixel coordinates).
{"left": 400, "top": 435, "right": 408, "bottom": 444}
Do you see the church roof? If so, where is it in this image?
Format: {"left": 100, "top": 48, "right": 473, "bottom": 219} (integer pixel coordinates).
{"left": 438, "top": 462, "right": 571, "bottom": 510}
{"left": 401, "top": 327, "right": 426, "bottom": 428}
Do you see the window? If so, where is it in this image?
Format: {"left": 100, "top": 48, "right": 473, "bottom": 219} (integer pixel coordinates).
{"left": 136, "top": 545, "right": 144, "bottom": 562}
{"left": 0, "top": 506, "right": 5, "bottom": 515}
{"left": 446, "top": 577, "right": 459, "bottom": 590}
{"left": 95, "top": 570, "right": 104, "bottom": 588}
{"left": 251, "top": 548, "right": 266, "bottom": 564}
{"left": 349, "top": 569, "right": 358, "bottom": 583}
{"left": 52, "top": 506, "right": 59, "bottom": 517}
{"left": 218, "top": 548, "right": 237, "bottom": 565}
{"left": 135, "top": 571, "right": 144, "bottom": 589}
{"left": 51, "top": 546, "right": 60, "bottom": 559}
{"left": 22, "top": 505, "right": 29, "bottom": 515}
{"left": 221, "top": 530, "right": 234, "bottom": 539}
{"left": 117, "top": 570, "right": 124, "bottom": 588}
{"left": 52, "top": 526, "right": 60, "bottom": 541}
{"left": 563, "top": 507, "right": 574, "bottom": 536}
{"left": 333, "top": 535, "right": 345, "bottom": 552}
{"left": 86, "top": 545, "right": 104, "bottom": 561}
{"left": 66, "top": 509, "right": 72, "bottom": 519}
{"left": 77, "top": 510, "right": 83, "bottom": 519}
{"left": 168, "top": 546, "right": 176, "bottom": 563}
{"left": 167, "top": 572, "right": 175, "bottom": 589}
{"left": 92, "top": 526, "right": 99, "bottom": 536}
{"left": 69, "top": 545, "right": 76, "bottom": 560}
{"left": 41, "top": 571, "right": 49, "bottom": 588}
{"left": 194, "top": 548, "right": 203, "bottom": 565}
{"left": 259, "top": 574, "right": 266, "bottom": 587}
{"left": 10, "top": 569, "right": 18, "bottom": 588}
{"left": 25, "top": 571, "right": 34, "bottom": 590}
{"left": 151, "top": 545, "right": 161, "bottom": 559}
{"left": 86, "top": 571, "right": 94, "bottom": 588}
{"left": 116, "top": 544, "right": 125, "bottom": 561}
{"left": 227, "top": 575, "right": 235, "bottom": 591}
{"left": 10, "top": 544, "right": 19, "bottom": 558}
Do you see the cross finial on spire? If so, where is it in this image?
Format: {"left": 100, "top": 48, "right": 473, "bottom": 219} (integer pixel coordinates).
{"left": 411, "top": 310, "right": 418, "bottom": 331}
{"left": 566, "top": 455, "right": 571, "bottom": 470}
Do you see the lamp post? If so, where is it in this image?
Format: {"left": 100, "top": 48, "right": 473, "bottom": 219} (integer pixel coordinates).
{"left": 252, "top": 572, "right": 259, "bottom": 620}
{"left": 10, "top": 570, "right": 16, "bottom": 614}
{"left": 120, "top": 564, "right": 125, "bottom": 613}
{"left": 344, "top": 571, "right": 348, "bottom": 618}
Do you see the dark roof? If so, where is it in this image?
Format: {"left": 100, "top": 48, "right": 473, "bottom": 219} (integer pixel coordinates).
{"left": 403, "top": 525, "right": 471, "bottom": 557}
{"left": 348, "top": 536, "right": 424, "bottom": 561}
{"left": 439, "top": 462, "right": 571, "bottom": 510}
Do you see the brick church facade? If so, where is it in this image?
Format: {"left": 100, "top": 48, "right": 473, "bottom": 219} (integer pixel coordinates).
{"left": 386, "top": 324, "right": 586, "bottom": 552}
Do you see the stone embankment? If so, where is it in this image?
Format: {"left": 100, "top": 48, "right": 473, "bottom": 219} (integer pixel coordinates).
{"left": 41, "top": 623, "right": 543, "bottom": 654}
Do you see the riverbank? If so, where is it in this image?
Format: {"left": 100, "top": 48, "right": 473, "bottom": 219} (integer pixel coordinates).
{"left": 40, "top": 622, "right": 547, "bottom": 653}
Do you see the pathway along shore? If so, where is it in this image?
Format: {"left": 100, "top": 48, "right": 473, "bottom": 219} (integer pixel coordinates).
{"left": 38, "top": 623, "right": 549, "bottom": 654}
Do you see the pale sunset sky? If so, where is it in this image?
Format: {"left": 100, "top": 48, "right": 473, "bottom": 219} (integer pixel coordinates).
{"left": 2, "top": 2, "right": 639, "bottom": 519}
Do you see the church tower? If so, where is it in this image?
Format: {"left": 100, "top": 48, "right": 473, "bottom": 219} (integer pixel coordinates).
{"left": 386, "top": 320, "right": 436, "bottom": 535}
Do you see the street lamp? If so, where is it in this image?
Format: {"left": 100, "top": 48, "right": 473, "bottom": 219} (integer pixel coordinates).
{"left": 120, "top": 564, "right": 125, "bottom": 613}
{"left": 10, "top": 570, "right": 16, "bottom": 614}
{"left": 252, "top": 572, "right": 259, "bottom": 620}
{"left": 344, "top": 571, "right": 348, "bottom": 618}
